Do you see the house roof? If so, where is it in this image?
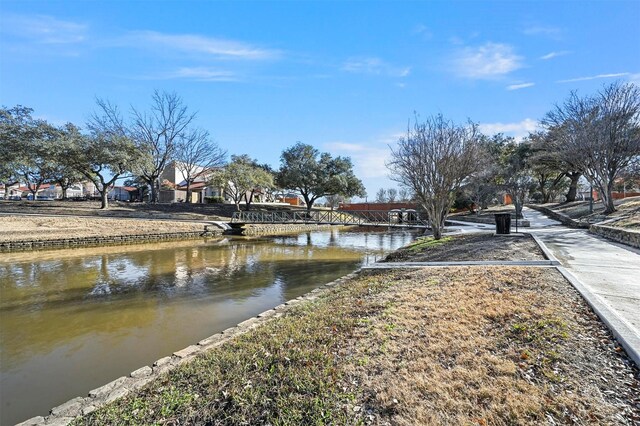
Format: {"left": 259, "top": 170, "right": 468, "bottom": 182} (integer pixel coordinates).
{"left": 176, "top": 181, "right": 207, "bottom": 191}
{"left": 18, "top": 184, "right": 57, "bottom": 192}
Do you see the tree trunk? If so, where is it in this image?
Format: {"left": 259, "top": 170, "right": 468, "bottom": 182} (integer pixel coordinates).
{"left": 186, "top": 181, "right": 191, "bottom": 204}
{"left": 244, "top": 190, "right": 254, "bottom": 211}
{"left": 514, "top": 198, "right": 523, "bottom": 218}
{"left": 150, "top": 182, "right": 157, "bottom": 203}
{"left": 303, "top": 195, "right": 315, "bottom": 216}
{"left": 100, "top": 191, "right": 109, "bottom": 209}
{"left": 428, "top": 206, "right": 445, "bottom": 240}
{"left": 565, "top": 172, "right": 581, "bottom": 202}
{"left": 431, "top": 218, "right": 443, "bottom": 239}
{"left": 601, "top": 180, "right": 616, "bottom": 214}
{"left": 58, "top": 180, "right": 70, "bottom": 200}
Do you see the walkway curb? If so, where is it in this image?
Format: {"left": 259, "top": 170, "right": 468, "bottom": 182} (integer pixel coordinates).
{"left": 530, "top": 233, "right": 561, "bottom": 264}
{"left": 527, "top": 218, "right": 640, "bottom": 368}
{"left": 362, "top": 260, "right": 559, "bottom": 269}
{"left": 555, "top": 267, "right": 640, "bottom": 367}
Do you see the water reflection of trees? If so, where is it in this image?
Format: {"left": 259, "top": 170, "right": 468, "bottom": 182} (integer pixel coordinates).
{"left": 0, "top": 228, "right": 420, "bottom": 367}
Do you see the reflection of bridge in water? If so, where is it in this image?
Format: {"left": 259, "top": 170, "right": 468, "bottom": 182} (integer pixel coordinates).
{"left": 230, "top": 210, "right": 429, "bottom": 229}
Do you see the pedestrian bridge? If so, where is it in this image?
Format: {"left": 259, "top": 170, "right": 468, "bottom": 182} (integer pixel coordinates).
{"left": 230, "top": 210, "right": 429, "bottom": 228}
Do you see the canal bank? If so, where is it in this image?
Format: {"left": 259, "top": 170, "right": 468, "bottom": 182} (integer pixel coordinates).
{"left": 48, "top": 233, "right": 640, "bottom": 425}
{"left": 0, "top": 214, "right": 354, "bottom": 252}
{"left": 15, "top": 232, "right": 640, "bottom": 425}
{"left": 1, "top": 226, "right": 420, "bottom": 425}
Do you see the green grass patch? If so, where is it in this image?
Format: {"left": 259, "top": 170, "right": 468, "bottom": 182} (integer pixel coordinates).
{"left": 406, "top": 235, "right": 453, "bottom": 252}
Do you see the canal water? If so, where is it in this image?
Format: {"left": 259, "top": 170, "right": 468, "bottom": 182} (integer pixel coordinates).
{"left": 0, "top": 227, "right": 419, "bottom": 425}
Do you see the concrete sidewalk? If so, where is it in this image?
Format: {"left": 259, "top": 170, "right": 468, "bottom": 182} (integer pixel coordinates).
{"left": 524, "top": 207, "right": 640, "bottom": 365}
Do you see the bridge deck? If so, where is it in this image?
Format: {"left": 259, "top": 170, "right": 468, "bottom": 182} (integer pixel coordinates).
{"left": 230, "top": 210, "right": 430, "bottom": 229}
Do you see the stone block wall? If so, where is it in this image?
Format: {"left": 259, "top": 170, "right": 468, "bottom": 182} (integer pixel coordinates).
{"left": 589, "top": 224, "right": 640, "bottom": 249}
{"left": 0, "top": 230, "right": 222, "bottom": 253}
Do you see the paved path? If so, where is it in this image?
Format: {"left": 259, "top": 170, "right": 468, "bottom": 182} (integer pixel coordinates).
{"left": 523, "top": 207, "right": 640, "bottom": 364}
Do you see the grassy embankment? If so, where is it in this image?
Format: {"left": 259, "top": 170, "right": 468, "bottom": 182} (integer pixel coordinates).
{"left": 73, "top": 235, "right": 639, "bottom": 425}
{"left": 539, "top": 196, "right": 640, "bottom": 229}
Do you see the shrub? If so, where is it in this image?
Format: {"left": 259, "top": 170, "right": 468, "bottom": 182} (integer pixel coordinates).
{"left": 205, "top": 196, "right": 225, "bottom": 204}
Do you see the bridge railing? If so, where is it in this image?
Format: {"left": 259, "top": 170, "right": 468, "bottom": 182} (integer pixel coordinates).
{"left": 231, "top": 210, "right": 429, "bottom": 227}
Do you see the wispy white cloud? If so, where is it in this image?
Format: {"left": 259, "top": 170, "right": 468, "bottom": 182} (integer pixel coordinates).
{"left": 479, "top": 118, "right": 540, "bottom": 141}
{"left": 523, "top": 25, "right": 562, "bottom": 39}
{"left": 540, "top": 51, "right": 570, "bottom": 60}
{"left": 1, "top": 13, "right": 88, "bottom": 44}
{"left": 507, "top": 82, "right": 535, "bottom": 90}
{"left": 342, "top": 57, "right": 411, "bottom": 77}
{"left": 160, "top": 67, "right": 238, "bottom": 82}
{"left": 451, "top": 43, "right": 523, "bottom": 79}
{"left": 557, "top": 72, "right": 630, "bottom": 83}
{"left": 123, "top": 31, "right": 281, "bottom": 60}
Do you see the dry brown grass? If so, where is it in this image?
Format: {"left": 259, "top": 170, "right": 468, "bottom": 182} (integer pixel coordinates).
{"left": 344, "top": 267, "right": 637, "bottom": 425}
{"left": 384, "top": 234, "right": 545, "bottom": 262}
{"left": 0, "top": 215, "right": 207, "bottom": 242}
{"left": 73, "top": 266, "right": 639, "bottom": 425}
{"left": 540, "top": 196, "right": 640, "bottom": 229}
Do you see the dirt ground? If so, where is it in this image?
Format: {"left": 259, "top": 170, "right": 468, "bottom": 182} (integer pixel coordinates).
{"left": 385, "top": 233, "right": 546, "bottom": 262}
{"left": 0, "top": 215, "right": 209, "bottom": 242}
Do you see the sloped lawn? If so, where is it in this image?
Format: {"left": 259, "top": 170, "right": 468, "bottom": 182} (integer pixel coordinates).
{"left": 74, "top": 266, "right": 639, "bottom": 425}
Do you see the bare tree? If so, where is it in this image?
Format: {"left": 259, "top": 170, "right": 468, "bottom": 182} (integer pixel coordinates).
{"left": 325, "top": 194, "right": 349, "bottom": 210}
{"left": 544, "top": 82, "right": 640, "bottom": 213}
{"left": 131, "top": 91, "right": 195, "bottom": 203}
{"left": 375, "top": 188, "right": 387, "bottom": 203}
{"left": 387, "top": 114, "right": 480, "bottom": 239}
{"left": 398, "top": 188, "right": 410, "bottom": 202}
{"left": 174, "top": 128, "right": 226, "bottom": 203}
{"left": 387, "top": 188, "right": 398, "bottom": 202}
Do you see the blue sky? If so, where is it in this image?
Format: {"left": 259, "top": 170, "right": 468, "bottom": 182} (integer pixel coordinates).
{"left": 1, "top": 1, "right": 639, "bottom": 199}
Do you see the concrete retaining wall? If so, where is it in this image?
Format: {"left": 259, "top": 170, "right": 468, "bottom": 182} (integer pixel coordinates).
{"left": 526, "top": 204, "right": 589, "bottom": 228}
{"left": 589, "top": 224, "right": 640, "bottom": 249}
{"left": 17, "top": 271, "right": 361, "bottom": 426}
{"left": 0, "top": 230, "right": 222, "bottom": 253}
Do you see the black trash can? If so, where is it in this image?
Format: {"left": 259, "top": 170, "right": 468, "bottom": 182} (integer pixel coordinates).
{"left": 494, "top": 213, "right": 511, "bottom": 234}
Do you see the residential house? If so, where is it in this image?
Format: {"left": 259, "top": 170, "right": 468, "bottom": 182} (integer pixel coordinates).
{"left": 108, "top": 186, "right": 137, "bottom": 201}
{"left": 159, "top": 161, "right": 224, "bottom": 203}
